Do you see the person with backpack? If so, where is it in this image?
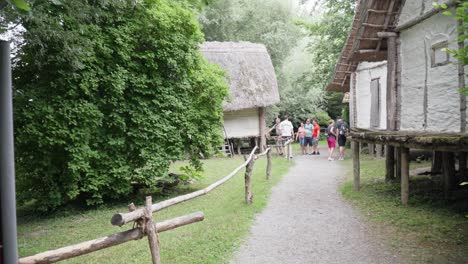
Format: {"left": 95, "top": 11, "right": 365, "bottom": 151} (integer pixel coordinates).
{"left": 326, "top": 120, "right": 338, "bottom": 161}
{"left": 335, "top": 117, "right": 349, "bottom": 160}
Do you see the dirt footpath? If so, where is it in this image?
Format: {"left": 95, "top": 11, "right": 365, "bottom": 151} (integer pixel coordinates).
{"left": 230, "top": 154, "right": 404, "bottom": 264}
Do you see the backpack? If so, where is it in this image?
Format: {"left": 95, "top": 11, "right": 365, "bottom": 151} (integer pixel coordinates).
{"left": 337, "top": 121, "right": 349, "bottom": 136}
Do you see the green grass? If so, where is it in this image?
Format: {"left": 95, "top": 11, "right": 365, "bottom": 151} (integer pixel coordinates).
{"left": 341, "top": 155, "right": 468, "bottom": 263}
{"left": 17, "top": 156, "right": 291, "bottom": 263}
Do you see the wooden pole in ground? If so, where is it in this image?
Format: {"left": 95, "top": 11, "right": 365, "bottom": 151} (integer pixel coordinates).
{"left": 244, "top": 155, "right": 256, "bottom": 204}
{"left": 431, "top": 151, "right": 443, "bottom": 175}
{"left": 395, "top": 147, "right": 402, "bottom": 181}
{"left": 459, "top": 152, "right": 467, "bottom": 182}
{"left": 376, "top": 144, "right": 382, "bottom": 158}
{"left": 368, "top": 143, "right": 374, "bottom": 156}
{"left": 442, "top": 152, "right": 456, "bottom": 199}
{"left": 352, "top": 141, "right": 360, "bottom": 191}
{"left": 266, "top": 148, "right": 272, "bottom": 180}
{"left": 401, "top": 148, "right": 409, "bottom": 205}
{"left": 145, "top": 196, "right": 161, "bottom": 264}
{"left": 385, "top": 146, "right": 395, "bottom": 181}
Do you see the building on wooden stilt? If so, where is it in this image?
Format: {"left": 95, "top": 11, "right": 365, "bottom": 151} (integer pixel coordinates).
{"left": 327, "top": 0, "right": 467, "bottom": 204}
{"left": 200, "top": 42, "right": 280, "bottom": 154}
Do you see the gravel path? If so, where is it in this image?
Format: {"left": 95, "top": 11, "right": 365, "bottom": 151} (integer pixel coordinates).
{"left": 230, "top": 154, "right": 404, "bottom": 264}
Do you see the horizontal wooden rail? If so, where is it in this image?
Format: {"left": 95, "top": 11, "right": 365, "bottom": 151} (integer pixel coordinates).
{"left": 111, "top": 146, "right": 258, "bottom": 226}
{"left": 19, "top": 212, "right": 204, "bottom": 264}
{"left": 255, "top": 147, "right": 271, "bottom": 159}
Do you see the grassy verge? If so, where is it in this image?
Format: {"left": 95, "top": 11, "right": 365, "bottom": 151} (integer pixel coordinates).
{"left": 17, "top": 155, "right": 290, "bottom": 263}
{"left": 341, "top": 155, "right": 468, "bottom": 263}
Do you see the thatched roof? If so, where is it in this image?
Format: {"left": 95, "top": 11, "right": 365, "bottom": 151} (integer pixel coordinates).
{"left": 200, "top": 41, "right": 280, "bottom": 112}
{"left": 327, "top": 0, "right": 403, "bottom": 92}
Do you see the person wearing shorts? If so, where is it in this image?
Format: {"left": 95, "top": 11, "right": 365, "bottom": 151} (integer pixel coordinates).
{"left": 311, "top": 120, "right": 320, "bottom": 155}
{"left": 336, "top": 117, "right": 348, "bottom": 160}
{"left": 326, "top": 120, "right": 338, "bottom": 161}
{"left": 280, "top": 115, "right": 294, "bottom": 158}
{"left": 304, "top": 118, "right": 313, "bottom": 154}
{"left": 295, "top": 122, "right": 306, "bottom": 155}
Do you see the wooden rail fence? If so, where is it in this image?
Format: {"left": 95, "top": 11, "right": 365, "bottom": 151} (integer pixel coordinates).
{"left": 19, "top": 146, "right": 274, "bottom": 263}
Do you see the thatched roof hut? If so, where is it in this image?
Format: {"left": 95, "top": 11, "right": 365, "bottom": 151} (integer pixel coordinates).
{"left": 200, "top": 41, "right": 280, "bottom": 112}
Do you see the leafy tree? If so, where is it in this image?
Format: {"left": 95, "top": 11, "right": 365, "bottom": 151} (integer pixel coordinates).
{"left": 9, "top": 0, "right": 228, "bottom": 210}
{"left": 199, "top": 0, "right": 300, "bottom": 67}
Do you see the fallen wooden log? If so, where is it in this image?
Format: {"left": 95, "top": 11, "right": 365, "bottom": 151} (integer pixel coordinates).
{"left": 111, "top": 147, "right": 258, "bottom": 226}
{"left": 19, "top": 212, "right": 204, "bottom": 264}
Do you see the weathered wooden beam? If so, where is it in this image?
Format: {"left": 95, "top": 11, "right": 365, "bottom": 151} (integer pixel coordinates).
{"left": 395, "top": 147, "right": 402, "bottom": 181}
{"left": 244, "top": 155, "right": 255, "bottom": 204}
{"left": 375, "top": 0, "right": 396, "bottom": 51}
{"left": 401, "top": 148, "right": 410, "bottom": 205}
{"left": 431, "top": 151, "right": 443, "bottom": 174}
{"left": 460, "top": 152, "right": 467, "bottom": 182}
{"left": 368, "top": 143, "right": 374, "bottom": 156}
{"left": 349, "top": 50, "right": 387, "bottom": 62}
{"left": 19, "top": 212, "right": 205, "bottom": 264}
{"left": 352, "top": 141, "right": 360, "bottom": 191}
{"left": 111, "top": 147, "right": 258, "bottom": 226}
{"left": 376, "top": 144, "right": 382, "bottom": 158}
{"left": 266, "top": 148, "right": 272, "bottom": 180}
{"left": 442, "top": 152, "right": 456, "bottom": 199}
{"left": 259, "top": 107, "right": 266, "bottom": 152}
{"left": 145, "top": 196, "right": 161, "bottom": 264}
{"left": 386, "top": 146, "right": 395, "bottom": 181}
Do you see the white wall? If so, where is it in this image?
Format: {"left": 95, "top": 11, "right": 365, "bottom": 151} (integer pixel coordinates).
{"left": 223, "top": 108, "right": 260, "bottom": 138}
{"left": 398, "top": 0, "right": 453, "bottom": 27}
{"left": 399, "top": 10, "right": 462, "bottom": 132}
{"left": 354, "top": 61, "right": 388, "bottom": 130}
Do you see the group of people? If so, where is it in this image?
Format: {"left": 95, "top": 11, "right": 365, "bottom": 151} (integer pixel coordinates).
{"left": 271, "top": 115, "right": 349, "bottom": 161}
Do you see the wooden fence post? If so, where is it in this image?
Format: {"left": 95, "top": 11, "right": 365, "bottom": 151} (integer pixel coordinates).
{"left": 244, "top": 155, "right": 255, "bottom": 204}
{"left": 368, "top": 143, "right": 374, "bottom": 156}
{"left": 266, "top": 148, "right": 272, "bottom": 180}
{"left": 352, "top": 141, "right": 360, "bottom": 191}
{"left": 401, "top": 148, "right": 409, "bottom": 205}
{"left": 144, "top": 196, "right": 161, "bottom": 264}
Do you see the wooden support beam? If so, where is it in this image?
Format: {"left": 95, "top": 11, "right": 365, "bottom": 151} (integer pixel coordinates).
{"left": 401, "top": 148, "right": 410, "bottom": 205}
{"left": 431, "top": 151, "right": 443, "bottom": 174}
{"left": 19, "top": 212, "right": 205, "bottom": 264}
{"left": 386, "top": 146, "right": 395, "bottom": 181}
{"left": 376, "top": 144, "right": 382, "bottom": 158}
{"left": 442, "top": 152, "right": 456, "bottom": 199}
{"left": 368, "top": 143, "right": 374, "bottom": 156}
{"left": 460, "top": 152, "right": 467, "bottom": 182}
{"left": 352, "top": 141, "right": 360, "bottom": 191}
{"left": 259, "top": 108, "right": 266, "bottom": 152}
{"left": 395, "top": 147, "right": 402, "bottom": 181}
{"left": 349, "top": 50, "right": 387, "bottom": 62}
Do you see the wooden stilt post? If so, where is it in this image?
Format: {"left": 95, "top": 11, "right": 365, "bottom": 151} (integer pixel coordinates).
{"left": 395, "top": 147, "right": 402, "bottom": 181}
{"left": 442, "top": 152, "right": 456, "bottom": 199}
{"left": 266, "top": 148, "right": 272, "bottom": 180}
{"left": 431, "top": 151, "right": 443, "bottom": 175}
{"left": 459, "top": 152, "right": 467, "bottom": 182}
{"left": 386, "top": 146, "right": 395, "bottom": 181}
{"left": 376, "top": 144, "right": 382, "bottom": 158}
{"left": 244, "top": 155, "right": 255, "bottom": 204}
{"left": 368, "top": 143, "right": 374, "bottom": 156}
{"left": 352, "top": 141, "right": 360, "bottom": 191}
{"left": 144, "top": 196, "right": 161, "bottom": 264}
{"left": 401, "top": 148, "right": 410, "bottom": 205}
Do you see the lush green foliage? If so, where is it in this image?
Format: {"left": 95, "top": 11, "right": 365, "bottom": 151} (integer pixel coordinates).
{"left": 11, "top": 0, "right": 228, "bottom": 210}
{"left": 17, "top": 156, "right": 291, "bottom": 263}
{"left": 199, "top": 0, "right": 300, "bottom": 67}
{"left": 293, "top": 0, "right": 355, "bottom": 118}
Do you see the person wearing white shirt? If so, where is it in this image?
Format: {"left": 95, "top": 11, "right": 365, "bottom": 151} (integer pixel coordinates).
{"left": 280, "top": 115, "right": 294, "bottom": 158}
